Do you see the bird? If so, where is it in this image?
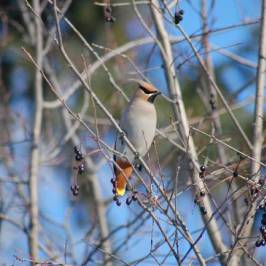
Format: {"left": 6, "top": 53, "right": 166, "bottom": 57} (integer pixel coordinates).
{"left": 113, "top": 79, "right": 161, "bottom": 197}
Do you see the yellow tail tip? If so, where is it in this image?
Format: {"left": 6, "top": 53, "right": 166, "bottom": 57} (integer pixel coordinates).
{"left": 116, "top": 187, "right": 126, "bottom": 196}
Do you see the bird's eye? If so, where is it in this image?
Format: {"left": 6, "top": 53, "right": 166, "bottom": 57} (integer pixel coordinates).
{"left": 139, "top": 85, "right": 156, "bottom": 94}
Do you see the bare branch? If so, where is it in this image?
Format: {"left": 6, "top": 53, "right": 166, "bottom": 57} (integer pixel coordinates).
{"left": 28, "top": 0, "right": 43, "bottom": 261}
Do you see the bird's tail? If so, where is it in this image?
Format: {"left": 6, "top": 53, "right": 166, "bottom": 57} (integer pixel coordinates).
{"left": 114, "top": 159, "right": 133, "bottom": 196}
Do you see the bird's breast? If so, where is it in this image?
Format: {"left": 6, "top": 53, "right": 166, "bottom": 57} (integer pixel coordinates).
{"left": 122, "top": 100, "right": 157, "bottom": 157}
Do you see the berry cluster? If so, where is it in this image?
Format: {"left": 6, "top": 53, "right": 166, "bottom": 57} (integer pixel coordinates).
{"left": 174, "top": 9, "right": 184, "bottom": 25}
{"left": 71, "top": 146, "right": 85, "bottom": 196}
{"left": 71, "top": 184, "right": 80, "bottom": 196}
{"left": 199, "top": 165, "right": 206, "bottom": 179}
{"left": 111, "top": 178, "right": 137, "bottom": 206}
{"left": 74, "top": 146, "right": 84, "bottom": 161}
{"left": 111, "top": 178, "right": 122, "bottom": 206}
{"left": 194, "top": 192, "right": 207, "bottom": 215}
{"left": 209, "top": 93, "right": 216, "bottom": 111}
{"left": 232, "top": 152, "right": 244, "bottom": 178}
{"left": 194, "top": 184, "right": 207, "bottom": 214}
{"left": 104, "top": 6, "right": 115, "bottom": 23}
{"left": 249, "top": 178, "right": 265, "bottom": 200}
{"left": 256, "top": 200, "right": 266, "bottom": 247}
{"left": 250, "top": 185, "right": 259, "bottom": 200}
{"left": 126, "top": 191, "right": 137, "bottom": 206}
{"left": 193, "top": 165, "right": 207, "bottom": 215}
{"left": 259, "top": 178, "right": 265, "bottom": 187}
{"left": 200, "top": 205, "right": 207, "bottom": 215}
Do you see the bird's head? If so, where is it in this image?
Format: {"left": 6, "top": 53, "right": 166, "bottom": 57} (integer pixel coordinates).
{"left": 131, "top": 79, "right": 161, "bottom": 103}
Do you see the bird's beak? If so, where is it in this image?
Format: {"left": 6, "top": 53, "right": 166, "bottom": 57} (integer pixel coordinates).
{"left": 148, "top": 91, "right": 161, "bottom": 103}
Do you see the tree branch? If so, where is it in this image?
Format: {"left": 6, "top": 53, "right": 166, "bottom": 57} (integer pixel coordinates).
{"left": 28, "top": 0, "right": 43, "bottom": 262}
{"left": 227, "top": 0, "right": 266, "bottom": 264}
{"left": 150, "top": 0, "right": 227, "bottom": 264}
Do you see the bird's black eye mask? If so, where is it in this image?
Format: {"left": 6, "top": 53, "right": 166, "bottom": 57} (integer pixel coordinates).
{"left": 148, "top": 91, "right": 161, "bottom": 103}
{"left": 139, "top": 85, "right": 157, "bottom": 94}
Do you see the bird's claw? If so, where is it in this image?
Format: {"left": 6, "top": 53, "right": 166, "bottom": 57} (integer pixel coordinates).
{"left": 134, "top": 162, "right": 142, "bottom": 171}
{"left": 134, "top": 152, "right": 142, "bottom": 170}
{"left": 134, "top": 151, "right": 139, "bottom": 160}
{"left": 119, "top": 131, "right": 126, "bottom": 140}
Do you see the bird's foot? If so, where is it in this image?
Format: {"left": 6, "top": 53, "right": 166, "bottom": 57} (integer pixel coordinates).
{"left": 134, "top": 162, "right": 143, "bottom": 171}
{"left": 134, "top": 151, "right": 139, "bottom": 160}
{"left": 133, "top": 152, "right": 142, "bottom": 171}
{"left": 119, "top": 131, "right": 127, "bottom": 145}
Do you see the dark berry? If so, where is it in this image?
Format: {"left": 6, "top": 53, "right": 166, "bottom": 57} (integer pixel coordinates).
{"left": 260, "top": 225, "right": 266, "bottom": 234}
{"left": 239, "top": 154, "right": 244, "bottom": 160}
{"left": 132, "top": 194, "right": 137, "bottom": 201}
{"left": 261, "top": 218, "right": 266, "bottom": 225}
{"left": 209, "top": 99, "right": 215, "bottom": 105}
{"left": 251, "top": 187, "right": 259, "bottom": 195}
{"left": 78, "top": 164, "right": 85, "bottom": 174}
{"left": 70, "top": 184, "right": 79, "bottom": 191}
{"left": 105, "top": 16, "right": 115, "bottom": 23}
{"left": 113, "top": 195, "right": 118, "bottom": 202}
{"left": 255, "top": 240, "right": 262, "bottom": 247}
{"left": 200, "top": 206, "right": 207, "bottom": 215}
{"left": 70, "top": 185, "right": 79, "bottom": 196}
{"left": 74, "top": 146, "right": 79, "bottom": 153}
{"left": 233, "top": 171, "right": 238, "bottom": 178}
{"left": 116, "top": 199, "right": 122, "bottom": 206}
{"left": 244, "top": 198, "right": 249, "bottom": 205}
{"left": 126, "top": 197, "right": 132, "bottom": 205}
{"left": 259, "top": 179, "right": 265, "bottom": 186}
{"left": 200, "top": 191, "right": 206, "bottom": 197}
{"left": 75, "top": 154, "right": 83, "bottom": 161}
{"left": 261, "top": 239, "right": 266, "bottom": 246}
{"left": 179, "top": 9, "right": 184, "bottom": 15}
{"left": 174, "top": 12, "right": 183, "bottom": 24}
{"left": 111, "top": 178, "right": 116, "bottom": 185}
{"left": 136, "top": 163, "right": 143, "bottom": 171}
{"left": 211, "top": 104, "right": 216, "bottom": 110}
{"left": 72, "top": 189, "right": 79, "bottom": 196}
{"left": 259, "top": 203, "right": 265, "bottom": 210}
{"left": 200, "top": 165, "right": 206, "bottom": 172}
{"left": 209, "top": 99, "right": 216, "bottom": 110}
{"left": 199, "top": 172, "right": 205, "bottom": 179}
{"left": 112, "top": 188, "right": 116, "bottom": 194}
{"left": 105, "top": 6, "right": 112, "bottom": 13}
{"left": 253, "top": 193, "right": 259, "bottom": 199}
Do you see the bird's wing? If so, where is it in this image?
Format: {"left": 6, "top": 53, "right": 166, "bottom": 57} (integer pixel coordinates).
{"left": 113, "top": 107, "right": 135, "bottom": 196}
{"left": 113, "top": 124, "right": 133, "bottom": 196}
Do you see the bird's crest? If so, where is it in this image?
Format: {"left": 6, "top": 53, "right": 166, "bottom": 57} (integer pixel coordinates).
{"left": 128, "top": 78, "right": 158, "bottom": 94}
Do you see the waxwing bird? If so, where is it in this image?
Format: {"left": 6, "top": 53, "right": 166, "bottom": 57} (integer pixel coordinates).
{"left": 113, "top": 79, "right": 161, "bottom": 196}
